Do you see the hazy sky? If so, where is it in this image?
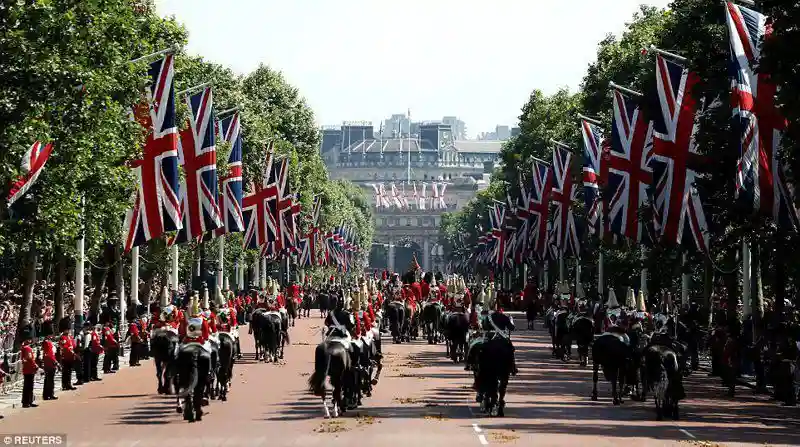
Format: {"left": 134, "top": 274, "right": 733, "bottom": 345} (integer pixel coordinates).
{"left": 156, "top": 0, "right": 671, "bottom": 138}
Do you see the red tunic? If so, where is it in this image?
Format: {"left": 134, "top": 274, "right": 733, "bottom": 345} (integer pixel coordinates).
{"left": 411, "top": 282, "right": 422, "bottom": 301}
{"left": 353, "top": 312, "right": 362, "bottom": 338}
{"left": 288, "top": 284, "right": 300, "bottom": 303}
{"left": 128, "top": 323, "right": 141, "bottom": 343}
{"left": 205, "top": 313, "right": 218, "bottom": 333}
{"left": 420, "top": 281, "right": 431, "bottom": 300}
{"left": 21, "top": 344, "right": 38, "bottom": 375}
{"left": 266, "top": 303, "right": 280, "bottom": 312}
{"left": 103, "top": 327, "right": 118, "bottom": 348}
{"left": 90, "top": 330, "right": 104, "bottom": 355}
{"left": 182, "top": 318, "right": 210, "bottom": 344}
{"left": 276, "top": 293, "right": 286, "bottom": 308}
{"left": 42, "top": 339, "right": 57, "bottom": 370}
{"left": 59, "top": 334, "right": 76, "bottom": 362}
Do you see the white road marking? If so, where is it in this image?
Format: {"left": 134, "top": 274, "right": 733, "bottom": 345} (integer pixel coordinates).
{"left": 679, "top": 428, "right": 696, "bottom": 439}
{"left": 478, "top": 434, "right": 489, "bottom": 445}
{"left": 472, "top": 423, "right": 482, "bottom": 433}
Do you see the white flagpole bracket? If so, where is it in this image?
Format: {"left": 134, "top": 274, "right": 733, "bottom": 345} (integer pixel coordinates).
{"left": 609, "top": 81, "right": 644, "bottom": 97}
{"left": 644, "top": 45, "right": 688, "bottom": 64}
{"left": 577, "top": 114, "right": 602, "bottom": 125}
{"left": 129, "top": 46, "right": 176, "bottom": 64}
{"left": 177, "top": 82, "right": 212, "bottom": 96}
{"left": 550, "top": 139, "right": 572, "bottom": 150}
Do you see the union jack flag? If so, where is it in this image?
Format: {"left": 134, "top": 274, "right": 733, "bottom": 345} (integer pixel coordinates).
{"left": 528, "top": 160, "right": 553, "bottom": 260}
{"left": 123, "top": 55, "right": 182, "bottom": 251}
{"left": 549, "top": 146, "right": 580, "bottom": 258}
{"left": 649, "top": 54, "right": 710, "bottom": 252}
{"left": 242, "top": 143, "right": 278, "bottom": 250}
{"left": 297, "top": 236, "right": 311, "bottom": 267}
{"left": 511, "top": 179, "right": 532, "bottom": 264}
{"left": 172, "top": 87, "right": 223, "bottom": 244}
{"left": 580, "top": 119, "right": 604, "bottom": 237}
{"left": 216, "top": 112, "right": 244, "bottom": 235}
{"left": 7, "top": 141, "right": 54, "bottom": 206}
{"left": 606, "top": 89, "right": 655, "bottom": 244}
{"left": 274, "top": 157, "right": 294, "bottom": 253}
{"left": 726, "top": 2, "right": 799, "bottom": 231}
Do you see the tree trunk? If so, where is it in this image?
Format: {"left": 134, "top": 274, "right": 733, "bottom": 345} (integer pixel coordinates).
{"left": 53, "top": 248, "right": 67, "bottom": 328}
{"left": 13, "top": 245, "right": 38, "bottom": 350}
{"left": 724, "top": 244, "right": 740, "bottom": 324}
{"left": 90, "top": 243, "right": 116, "bottom": 323}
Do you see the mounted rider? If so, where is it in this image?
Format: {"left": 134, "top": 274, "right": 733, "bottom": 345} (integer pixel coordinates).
{"left": 465, "top": 301, "right": 519, "bottom": 376}
{"left": 179, "top": 293, "right": 211, "bottom": 346}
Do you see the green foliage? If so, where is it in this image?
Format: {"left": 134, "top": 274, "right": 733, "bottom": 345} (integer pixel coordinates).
{"left": 0, "top": 0, "right": 373, "bottom": 290}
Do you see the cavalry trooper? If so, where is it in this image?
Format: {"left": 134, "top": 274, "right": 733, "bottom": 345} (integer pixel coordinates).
{"left": 464, "top": 304, "right": 519, "bottom": 376}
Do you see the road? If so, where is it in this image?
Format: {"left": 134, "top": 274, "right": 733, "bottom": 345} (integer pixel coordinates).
{"left": 2, "top": 312, "right": 799, "bottom": 447}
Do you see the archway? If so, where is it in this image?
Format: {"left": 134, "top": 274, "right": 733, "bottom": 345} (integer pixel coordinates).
{"left": 394, "top": 237, "right": 422, "bottom": 274}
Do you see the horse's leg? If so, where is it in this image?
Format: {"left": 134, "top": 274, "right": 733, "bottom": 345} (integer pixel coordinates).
{"left": 497, "top": 374, "right": 509, "bottom": 417}
{"left": 321, "top": 386, "right": 331, "bottom": 419}
{"left": 612, "top": 370, "right": 621, "bottom": 405}
{"left": 156, "top": 361, "right": 164, "bottom": 394}
{"left": 591, "top": 363, "right": 599, "bottom": 401}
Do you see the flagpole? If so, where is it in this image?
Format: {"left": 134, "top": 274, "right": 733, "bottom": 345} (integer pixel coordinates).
{"left": 742, "top": 241, "right": 751, "bottom": 316}
{"left": 170, "top": 245, "right": 179, "bottom": 293}
{"left": 131, "top": 246, "right": 140, "bottom": 307}
{"left": 640, "top": 246, "right": 648, "bottom": 305}
{"left": 681, "top": 252, "right": 690, "bottom": 306}
{"left": 598, "top": 252, "right": 605, "bottom": 300}
{"left": 254, "top": 255, "right": 260, "bottom": 290}
{"left": 407, "top": 109, "right": 411, "bottom": 184}
{"left": 129, "top": 46, "right": 175, "bottom": 64}
{"left": 74, "top": 196, "right": 86, "bottom": 330}
{"left": 261, "top": 256, "right": 267, "bottom": 289}
{"left": 217, "top": 236, "right": 225, "bottom": 302}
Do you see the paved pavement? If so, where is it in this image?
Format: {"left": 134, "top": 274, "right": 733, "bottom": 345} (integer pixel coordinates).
{"left": 2, "top": 312, "right": 799, "bottom": 446}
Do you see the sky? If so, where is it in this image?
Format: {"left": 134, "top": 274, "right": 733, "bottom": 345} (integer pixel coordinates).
{"left": 156, "top": 0, "right": 671, "bottom": 139}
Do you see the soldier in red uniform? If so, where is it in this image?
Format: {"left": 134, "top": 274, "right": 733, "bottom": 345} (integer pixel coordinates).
{"left": 420, "top": 272, "right": 432, "bottom": 300}
{"left": 181, "top": 312, "right": 210, "bottom": 344}
{"left": 102, "top": 321, "right": 119, "bottom": 374}
{"left": 276, "top": 290, "right": 286, "bottom": 309}
{"left": 20, "top": 325, "right": 39, "bottom": 408}
{"left": 203, "top": 308, "right": 218, "bottom": 334}
{"left": 125, "top": 317, "right": 142, "bottom": 367}
{"left": 42, "top": 332, "right": 58, "bottom": 400}
{"left": 58, "top": 322, "right": 77, "bottom": 391}
{"left": 89, "top": 324, "right": 104, "bottom": 381}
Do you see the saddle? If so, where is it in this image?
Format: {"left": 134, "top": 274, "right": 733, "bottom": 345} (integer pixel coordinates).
{"left": 327, "top": 335, "right": 352, "bottom": 351}
{"left": 599, "top": 330, "right": 630, "bottom": 346}
{"left": 179, "top": 341, "right": 212, "bottom": 355}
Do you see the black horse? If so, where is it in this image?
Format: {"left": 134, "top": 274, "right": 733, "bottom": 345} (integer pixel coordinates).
{"left": 642, "top": 343, "right": 685, "bottom": 420}
{"left": 385, "top": 301, "right": 407, "bottom": 343}
{"left": 215, "top": 332, "right": 236, "bottom": 402}
{"left": 252, "top": 310, "right": 283, "bottom": 363}
{"left": 175, "top": 343, "right": 212, "bottom": 422}
{"left": 422, "top": 302, "right": 444, "bottom": 344}
{"left": 150, "top": 327, "right": 179, "bottom": 394}
{"left": 569, "top": 316, "right": 595, "bottom": 367}
{"left": 444, "top": 311, "right": 470, "bottom": 363}
{"left": 591, "top": 328, "right": 634, "bottom": 405}
{"left": 308, "top": 326, "right": 353, "bottom": 418}
{"left": 285, "top": 297, "right": 298, "bottom": 327}
{"left": 550, "top": 311, "right": 570, "bottom": 360}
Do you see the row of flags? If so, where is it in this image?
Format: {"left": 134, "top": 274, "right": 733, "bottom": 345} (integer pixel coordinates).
{"left": 467, "top": 2, "right": 798, "bottom": 271}
{"left": 369, "top": 182, "right": 448, "bottom": 210}
{"left": 109, "top": 54, "right": 362, "bottom": 264}
{"left": 3, "top": 51, "right": 363, "bottom": 271}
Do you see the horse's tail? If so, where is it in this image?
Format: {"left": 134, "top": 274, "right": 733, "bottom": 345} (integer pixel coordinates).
{"left": 308, "top": 344, "right": 330, "bottom": 395}
{"left": 283, "top": 330, "right": 291, "bottom": 345}
{"left": 178, "top": 351, "right": 199, "bottom": 398}
{"left": 664, "top": 351, "right": 679, "bottom": 374}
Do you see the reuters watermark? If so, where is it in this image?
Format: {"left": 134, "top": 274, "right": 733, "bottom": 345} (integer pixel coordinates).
{"left": 1, "top": 435, "right": 65, "bottom": 446}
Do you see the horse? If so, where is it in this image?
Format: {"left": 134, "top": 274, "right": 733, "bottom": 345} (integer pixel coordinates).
{"left": 591, "top": 327, "right": 634, "bottom": 405}
{"left": 259, "top": 311, "right": 283, "bottom": 363}
{"left": 214, "top": 331, "right": 236, "bottom": 402}
{"left": 549, "top": 310, "right": 570, "bottom": 361}
{"left": 301, "top": 292, "right": 313, "bottom": 318}
{"left": 175, "top": 342, "right": 212, "bottom": 422}
{"left": 479, "top": 333, "right": 514, "bottom": 417}
{"left": 150, "top": 327, "right": 179, "bottom": 394}
{"left": 642, "top": 343, "right": 685, "bottom": 420}
{"left": 385, "top": 301, "right": 407, "bottom": 343}
{"left": 285, "top": 297, "right": 298, "bottom": 327}
{"left": 308, "top": 326, "right": 353, "bottom": 418}
{"left": 318, "top": 291, "right": 331, "bottom": 319}
{"left": 568, "top": 315, "right": 595, "bottom": 367}
{"left": 421, "top": 301, "right": 444, "bottom": 344}
{"left": 444, "top": 310, "right": 470, "bottom": 363}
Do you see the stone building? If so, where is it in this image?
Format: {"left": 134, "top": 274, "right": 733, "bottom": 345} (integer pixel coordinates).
{"left": 322, "top": 122, "right": 504, "bottom": 272}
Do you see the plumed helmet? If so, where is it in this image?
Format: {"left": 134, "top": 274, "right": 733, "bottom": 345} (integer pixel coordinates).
{"left": 271, "top": 280, "right": 280, "bottom": 297}
{"left": 625, "top": 287, "right": 636, "bottom": 309}
{"left": 636, "top": 289, "right": 647, "bottom": 312}
{"left": 606, "top": 289, "right": 620, "bottom": 309}
{"left": 187, "top": 316, "right": 204, "bottom": 338}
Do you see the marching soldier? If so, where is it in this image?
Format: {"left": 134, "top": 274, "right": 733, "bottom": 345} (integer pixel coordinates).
{"left": 58, "top": 320, "right": 77, "bottom": 391}
{"left": 41, "top": 331, "right": 58, "bottom": 400}
{"left": 125, "top": 316, "right": 142, "bottom": 367}
{"left": 89, "top": 324, "right": 104, "bottom": 381}
{"left": 102, "top": 321, "right": 119, "bottom": 374}
{"left": 79, "top": 321, "right": 94, "bottom": 383}
{"left": 20, "top": 325, "right": 39, "bottom": 408}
